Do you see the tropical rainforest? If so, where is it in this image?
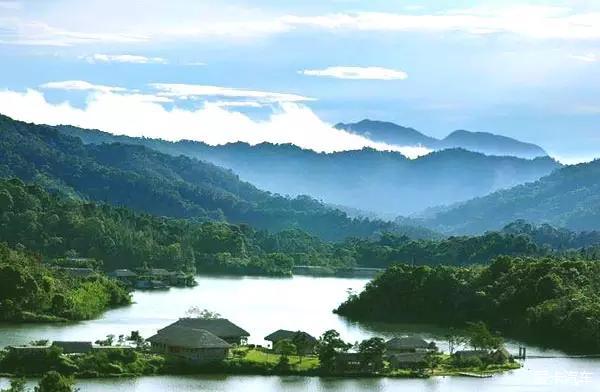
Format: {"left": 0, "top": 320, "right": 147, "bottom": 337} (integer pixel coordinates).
{"left": 336, "top": 257, "right": 600, "bottom": 353}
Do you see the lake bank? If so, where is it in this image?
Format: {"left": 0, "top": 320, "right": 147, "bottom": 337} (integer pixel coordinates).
{"left": 1, "top": 275, "right": 599, "bottom": 391}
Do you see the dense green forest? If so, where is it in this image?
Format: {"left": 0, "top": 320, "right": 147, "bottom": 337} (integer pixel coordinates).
{"left": 0, "top": 114, "right": 406, "bottom": 241}
{"left": 0, "top": 243, "right": 130, "bottom": 322}
{"left": 4, "top": 177, "right": 598, "bottom": 276}
{"left": 57, "top": 122, "right": 559, "bottom": 216}
{"left": 418, "top": 158, "right": 600, "bottom": 234}
{"left": 336, "top": 257, "right": 600, "bottom": 353}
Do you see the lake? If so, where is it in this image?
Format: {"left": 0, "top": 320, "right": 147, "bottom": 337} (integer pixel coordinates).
{"left": 1, "top": 275, "right": 599, "bottom": 391}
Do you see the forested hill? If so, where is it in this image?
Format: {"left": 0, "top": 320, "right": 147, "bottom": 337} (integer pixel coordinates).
{"left": 0, "top": 114, "right": 401, "bottom": 241}
{"left": 56, "top": 124, "right": 560, "bottom": 216}
{"left": 419, "top": 159, "right": 600, "bottom": 234}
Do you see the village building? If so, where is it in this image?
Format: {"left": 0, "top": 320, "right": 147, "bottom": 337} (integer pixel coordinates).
{"left": 108, "top": 269, "right": 138, "bottom": 285}
{"left": 387, "top": 352, "right": 428, "bottom": 369}
{"left": 55, "top": 267, "right": 97, "bottom": 279}
{"left": 385, "top": 336, "right": 437, "bottom": 353}
{"left": 51, "top": 341, "right": 93, "bottom": 354}
{"left": 264, "top": 330, "right": 318, "bottom": 354}
{"left": 162, "top": 318, "right": 250, "bottom": 345}
{"left": 147, "top": 325, "right": 230, "bottom": 363}
{"left": 490, "top": 347, "right": 512, "bottom": 364}
{"left": 453, "top": 349, "right": 490, "bottom": 361}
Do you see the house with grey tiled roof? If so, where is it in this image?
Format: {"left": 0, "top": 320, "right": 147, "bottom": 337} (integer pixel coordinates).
{"left": 148, "top": 325, "right": 230, "bottom": 362}
{"left": 164, "top": 318, "right": 249, "bottom": 345}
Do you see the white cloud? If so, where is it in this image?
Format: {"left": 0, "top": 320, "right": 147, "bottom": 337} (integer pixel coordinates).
{"left": 150, "top": 83, "right": 314, "bottom": 104}
{"left": 282, "top": 7, "right": 600, "bottom": 40}
{"left": 570, "top": 53, "right": 598, "bottom": 62}
{"left": 300, "top": 66, "right": 407, "bottom": 80}
{"left": 83, "top": 54, "right": 167, "bottom": 64}
{"left": 40, "top": 80, "right": 128, "bottom": 93}
{"left": 0, "top": 18, "right": 147, "bottom": 46}
{"left": 0, "top": 86, "right": 431, "bottom": 158}
{"left": 3, "top": 4, "right": 600, "bottom": 46}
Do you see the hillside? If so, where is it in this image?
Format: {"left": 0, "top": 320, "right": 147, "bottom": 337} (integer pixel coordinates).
{"left": 56, "top": 125, "right": 560, "bottom": 216}
{"left": 0, "top": 114, "right": 401, "bottom": 241}
{"left": 420, "top": 160, "right": 600, "bottom": 234}
{"left": 336, "top": 119, "right": 548, "bottom": 159}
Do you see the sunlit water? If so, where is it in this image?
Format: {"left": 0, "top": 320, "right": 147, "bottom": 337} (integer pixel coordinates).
{"left": 1, "top": 275, "right": 599, "bottom": 391}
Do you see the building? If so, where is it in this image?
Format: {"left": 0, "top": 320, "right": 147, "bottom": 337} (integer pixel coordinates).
{"left": 387, "top": 352, "right": 428, "bottom": 369}
{"left": 55, "top": 267, "right": 97, "bottom": 279}
{"left": 264, "top": 330, "right": 317, "bottom": 354}
{"left": 385, "top": 336, "right": 437, "bottom": 353}
{"left": 453, "top": 350, "right": 489, "bottom": 361}
{"left": 490, "top": 348, "right": 512, "bottom": 364}
{"left": 51, "top": 341, "right": 93, "bottom": 354}
{"left": 108, "top": 269, "right": 138, "bottom": 285}
{"left": 162, "top": 318, "right": 250, "bottom": 345}
{"left": 147, "top": 325, "right": 230, "bottom": 363}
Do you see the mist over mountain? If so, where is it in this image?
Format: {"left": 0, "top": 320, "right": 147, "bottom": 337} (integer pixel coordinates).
{"left": 0, "top": 114, "right": 409, "bottom": 241}
{"left": 336, "top": 119, "right": 548, "bottom": 159}
{"left": 415, "top": 159, "right": 600, "bottom": 234}
{"left": 57, "top": 124, "right": 560, "bottom": 216}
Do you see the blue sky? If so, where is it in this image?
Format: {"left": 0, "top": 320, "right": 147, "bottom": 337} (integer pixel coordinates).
{"left": 1, "top": 0, "right": 599, "bottom": 162}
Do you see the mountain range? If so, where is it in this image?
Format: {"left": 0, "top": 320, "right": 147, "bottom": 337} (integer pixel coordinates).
{"left": 336, "top": 119, "right": 548, "bottom": 159}
{"left": 0, "top": 114, "right": 408, "bottom": 241}
{"left": 56, "top": 124, "right": 560, "bottom": 216}
{"left": 412, "top": 159, "right": 600, "bottom": 234}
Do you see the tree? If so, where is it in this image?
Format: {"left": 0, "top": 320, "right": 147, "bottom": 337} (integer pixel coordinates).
{"left": 316, "top": 330, "right": 351, "bottom": 373}
{"left": 185, "top": 307, "right": 221, "bottom": 319}
{"left": 424, "top": 352, "right": 441, "bottom": 375}
{"left": 445, "top": 328, "right": 468, "bottom": 355}
{"left": 357, "top": 337, "right": 385, "bottom": 372}
{"left": 34, "top": 372, "right": 75, "bottom": 392}
{"left": 467, "top": 321, "right": 502, "bottom": 351}
{"left": 1, "top": 378, "right": 27, "bottom": 392}
{"left": 274, "top": 339, "right": 297, "bottom": 359}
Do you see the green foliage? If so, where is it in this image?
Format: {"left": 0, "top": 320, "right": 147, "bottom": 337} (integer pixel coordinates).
{"left": 34, "top": 371, "right": 75, "bottom": 392}
{"left": 357, "top": 337, "right": 385, "bottom": 372}
{"left": 273, "top": 339, "right": 296, "bottom": 359}
{"left": 0, "top": 378, "right": 27, "bottom": 392}
{"left": 0, "top": 244, "right": 130, "bottom": 322}
{"left": 424, "top": 159, "right": 600, "bottom": 234}
{"left": 337, "top": 256, "right": 600, "bottom": 352}
{"left": 58, "top": 121, "right": 558, "bottom": 217}
{"left": 316, "top": 330, "right": 351, "bottom": 372}
{"left": 466, "top": 322, "right": 502, "bottom": 351}
{"left": 0, "top": 114, "right": 400, "bottom": 241}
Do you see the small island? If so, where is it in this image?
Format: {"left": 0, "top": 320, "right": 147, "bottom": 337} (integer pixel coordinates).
{"left": 0, "top": 315, "right": 520, "bottom": 384}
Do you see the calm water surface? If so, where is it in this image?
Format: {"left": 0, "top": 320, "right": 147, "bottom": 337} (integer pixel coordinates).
{"left": 1, "top": 275, "right": 599, "bottom": 391}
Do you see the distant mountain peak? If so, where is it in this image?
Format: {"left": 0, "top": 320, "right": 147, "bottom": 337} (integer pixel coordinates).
{"left": 336, "top": 119, "right": 548, "bottom": 159}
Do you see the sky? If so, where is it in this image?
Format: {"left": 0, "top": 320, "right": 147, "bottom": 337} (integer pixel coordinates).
{"left": 1, "top": 0, "right": 599, "bottom": 163}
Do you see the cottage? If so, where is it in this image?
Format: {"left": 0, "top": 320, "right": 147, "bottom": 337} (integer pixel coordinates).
{"left": 387, "top": 352, "right": 428, "bottom": 369}
{"left": 490, "top": 348, "right": 511, "bottom": 364}
{"left": 264, "top": 330, "right": 317, "bottom": 354}
{"left": 163, "top": 318, "right": 250, "bottom": 345}
{"left": 51, "top": 341, "right": 93, "bottom": 354}
{"left": 108, "top": 269, "right": 137, "bottom": 284}
{"left": 56, "top": 267, "right": 97, "bottom": 279}
{"left": 147, "top": 325, "right": 230, "bottom": 363}
{"left": 453, "top": 350, "right": 489, "bottom": 361}
{"left": 385, "top": 336, "right": 437, "bottom": 353}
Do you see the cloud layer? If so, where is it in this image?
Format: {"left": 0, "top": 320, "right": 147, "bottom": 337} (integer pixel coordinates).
{"left": 0, "top": 84, "right": 431, "bottom": 158}
{"left": 3, "top": 4, "right": 600, "bottom": 46}
{"left": 82, "top": 54, "right": 167, "bottom": 64}
{"left": 301, "top": 66, "right": 408, "bottom": 80}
